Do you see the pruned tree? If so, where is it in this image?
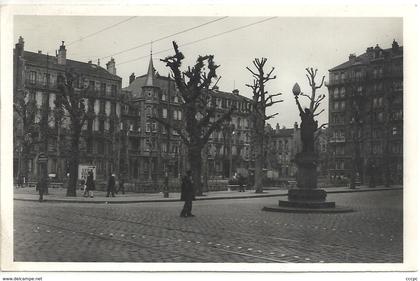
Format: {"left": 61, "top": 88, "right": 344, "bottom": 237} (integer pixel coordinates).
{"left": 246, "top": 58, "right": 283, "bottom": 193}
{"left": 153, "top": 41, "right": 235, "bottom": 196}
{"left": 56, "top": 70, "right": 89, "bottom": 197}
{"left": 13, "top": 89, "right": 38, "bottom": 181}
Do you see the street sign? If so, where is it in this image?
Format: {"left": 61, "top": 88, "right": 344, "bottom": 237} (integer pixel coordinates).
{"left": 37, "top": 153, "right": 48, "bottom": 163}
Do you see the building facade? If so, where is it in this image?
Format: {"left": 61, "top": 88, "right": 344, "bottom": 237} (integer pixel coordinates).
{"left": 123, "top": 56, "right": 254, "bottom": 181}
{"left": 13, "top": 37, "right": 125, "bottom": 182}
{"left": 326, "top": 40, "right": 403, "bottom": 184}
{"left": 265, "top": 123, "right": 328, "bottom": 180}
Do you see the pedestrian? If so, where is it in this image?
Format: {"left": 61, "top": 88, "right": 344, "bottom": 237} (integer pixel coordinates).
{"left": 180, "top": 170, "right": 195, "bottom": 218}
{"left": 81, "top": 179, "right": 88, "bottom": 197}
{"left": 86, "top": 171, "right": 95, "bottom": 198}
{"left": 106, "top": 173, "right": 116, "bottom": 197}
{"left": 116, "top": 176, "right": 125, "bottom": 195}
{"left": 238, "top": 173, "right": 245, "bottom": 192}
{"left": 17, "top": 174, "right": 23, "bottom": 188}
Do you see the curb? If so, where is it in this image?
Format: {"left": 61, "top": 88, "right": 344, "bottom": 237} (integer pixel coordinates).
{"left": 13, "top": 187, "right": 402, "bottom": 204}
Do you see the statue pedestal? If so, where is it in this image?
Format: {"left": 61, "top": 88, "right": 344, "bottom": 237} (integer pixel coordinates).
{"left": 263, "top": 152, "right": 352, "bottom": 213}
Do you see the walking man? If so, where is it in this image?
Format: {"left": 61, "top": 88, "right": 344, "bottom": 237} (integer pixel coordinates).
{"left": 86, "top": 170, "right": 95, "bottom": 198}
{"left": 106, "top": 173, "right": 116, "bottom": 197}
{"left": 180, "top": 170, "right": 195, "bottom": 218}
{"left": 238, "top": 173, "right": 245, "bottom": 192}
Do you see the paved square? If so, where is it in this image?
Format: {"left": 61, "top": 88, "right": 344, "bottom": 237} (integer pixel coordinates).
{"left": 13, "top": 190, "right": 403, "bottom": 263}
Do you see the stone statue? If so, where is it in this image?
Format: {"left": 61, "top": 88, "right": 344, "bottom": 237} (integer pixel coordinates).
{"left": 295, "top": 96, "right": 318, "bottom": 153}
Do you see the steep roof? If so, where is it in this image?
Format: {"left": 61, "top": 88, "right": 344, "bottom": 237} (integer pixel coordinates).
{"left": 145, "top": 55, "right": 155, "bottom": 87}
{"left": 124, "top": 74, "right": 253, "bottom": 103}
{"left": 22, "top": 51, "right": 121, "bottom": 81}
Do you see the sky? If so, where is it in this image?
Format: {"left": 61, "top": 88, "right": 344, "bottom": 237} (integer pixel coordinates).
{"left": 14, "top": 16, "right": 403, "bottom": 128}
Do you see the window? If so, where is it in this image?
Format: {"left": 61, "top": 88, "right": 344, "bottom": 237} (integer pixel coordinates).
{"left": 29, "top": 71, "right": 36, "bottom": 84}
{"left": 340, "top": 87, "right": 345, "bottom": 98}
{"left": 146, "top": 123, "right": 151, "bottom": 132}
{"left": 162, "top": 91, "right": 167, "bottom": 101}
{"left": 151, "top": 123, "right": 157, "bottom": 132}
{"left": 100, "top": 83, "right": 106, "bottom": 94}
{"left": 377, "top": 112, "right": 384, "bottom": 122}
{"left": 146, "top": 106, "right": 152, "bottom": 117}
{"left": 161, "top": 143, "right": 167, "bottom": 153}
{"left": 89, "top": 80, "right": 95, "bottom": 90}
{"left": 334, "top": 73, "right": 340, "bottom": 82}
{"left": 104, "top": 119, "right": 109, "bottom": 131}
{"left": 333, "top": 88, "right": 339, "bottom": 98}
{"left": 43, "top": 73, "right": 50, "bottom": 87}
{"left": 111, "top": 85, "right": 117, "bottom": 96}
{"left": 162, "top": 108, "right": 167, "bottom": 118}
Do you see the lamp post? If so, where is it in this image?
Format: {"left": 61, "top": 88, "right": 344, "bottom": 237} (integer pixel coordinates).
{"left": 229, "top": 126, "right": 236, "bottom": 179}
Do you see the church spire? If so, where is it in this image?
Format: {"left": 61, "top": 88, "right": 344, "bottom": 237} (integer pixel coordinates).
{"left": 145, "top": 53, "right": 155, "bottom": 87}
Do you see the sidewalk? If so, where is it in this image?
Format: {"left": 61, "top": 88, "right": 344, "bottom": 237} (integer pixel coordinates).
{"left": 13, "top": 184, "right": 403, "bottom": 204}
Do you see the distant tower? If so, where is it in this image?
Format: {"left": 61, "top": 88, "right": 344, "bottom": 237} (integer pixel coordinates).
{"left": 57, "top": 41, "right": 66, "bottom": 65}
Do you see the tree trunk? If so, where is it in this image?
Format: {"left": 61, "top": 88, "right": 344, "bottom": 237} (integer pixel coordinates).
{"left": 189, "top": 146, "right": 203, "bottom": 196}
{"left": 254, "top": 131, "right": 264, "bottom": 193}
{"left": 66, "top": 129, "right": 80, "bottom": 197}
{"left": 56, "top": 125, "right": 61, "bottom": 181}
{"left": 202, "top": 145, "right": 209, "bottom": 192}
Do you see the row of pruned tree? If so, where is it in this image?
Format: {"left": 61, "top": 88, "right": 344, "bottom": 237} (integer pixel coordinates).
{"left": 14, "top": 41, "right": 326, "bottom": 196}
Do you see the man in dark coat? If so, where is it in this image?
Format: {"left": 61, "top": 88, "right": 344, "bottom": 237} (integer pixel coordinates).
{"left": 238, "top": 173, "right": 245, "bottom": 192}
{"left": 180, "top": 170, "right": 195, "bottom": 217}
{"left": 107, "top": 174, "right": 116, "bottom": 197}
{"left": 86, "top": 171, "right": 95, "bottom": 198}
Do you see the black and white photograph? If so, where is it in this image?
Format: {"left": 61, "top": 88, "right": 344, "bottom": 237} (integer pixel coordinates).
{"left": 1, "top": 3, "right": 418, "bottom": 278}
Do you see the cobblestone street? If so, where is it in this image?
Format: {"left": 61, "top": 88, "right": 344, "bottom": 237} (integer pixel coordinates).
{"left": 13, "top": 190, "right": 403, "bottom": 263}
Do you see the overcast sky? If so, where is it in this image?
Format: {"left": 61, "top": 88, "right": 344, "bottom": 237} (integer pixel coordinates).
{"left": 14, "top": 16, "right": 402, "bottom": 127}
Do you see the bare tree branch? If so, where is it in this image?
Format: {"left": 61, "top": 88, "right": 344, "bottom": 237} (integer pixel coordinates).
{"left": 265, "top": 112, "right": 279, "bottom": 120}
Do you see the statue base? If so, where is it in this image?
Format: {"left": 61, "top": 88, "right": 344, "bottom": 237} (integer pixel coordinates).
{"left": 294, "top": 152, "right": 318, "bottom": 189}
{"left": 262, "top": 152, "right": 353, "bottom": 213}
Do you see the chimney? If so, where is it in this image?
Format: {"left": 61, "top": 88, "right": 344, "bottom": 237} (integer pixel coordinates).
{"left": 366, "top": 47, "right": 374, "bottom": 59}
{"left": 38, "top": 50, "right": 42, "bottom": 54}
{"left": 392, "top": 39, "right": 399, "bottom": 52}
{"left": 106, "top": 57, "right": 116, "bottom": 75}
{"left": 15, "top": 36, "right": 24, "bottom": 57}
{"left": 97, "top": 59, "right": 100, "bottom": 66}
{"left": 349, "top": 53, "right": 356, "bottom": 63}
{"left": 129, "top": 73, "right": 136, "bottom": 84}
{"left": 57, "top": 41, "right": 67, "bottom": 65}
{"left": 294, "top": 122, "right": 298, "bottom": 130}
{"left": 276, "top": 123, "right": 280, "bottom": 131}
{"left": 232, "top": 89, "right": 239, "bottom": 95}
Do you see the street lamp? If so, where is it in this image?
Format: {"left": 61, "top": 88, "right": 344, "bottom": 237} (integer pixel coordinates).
{"left": 229, "top": 126, "right": 236, "bottom": 179}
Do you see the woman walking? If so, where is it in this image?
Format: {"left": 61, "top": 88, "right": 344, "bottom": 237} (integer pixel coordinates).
{"left": 86, "top": 171, "right": 95, "bottom": 198}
